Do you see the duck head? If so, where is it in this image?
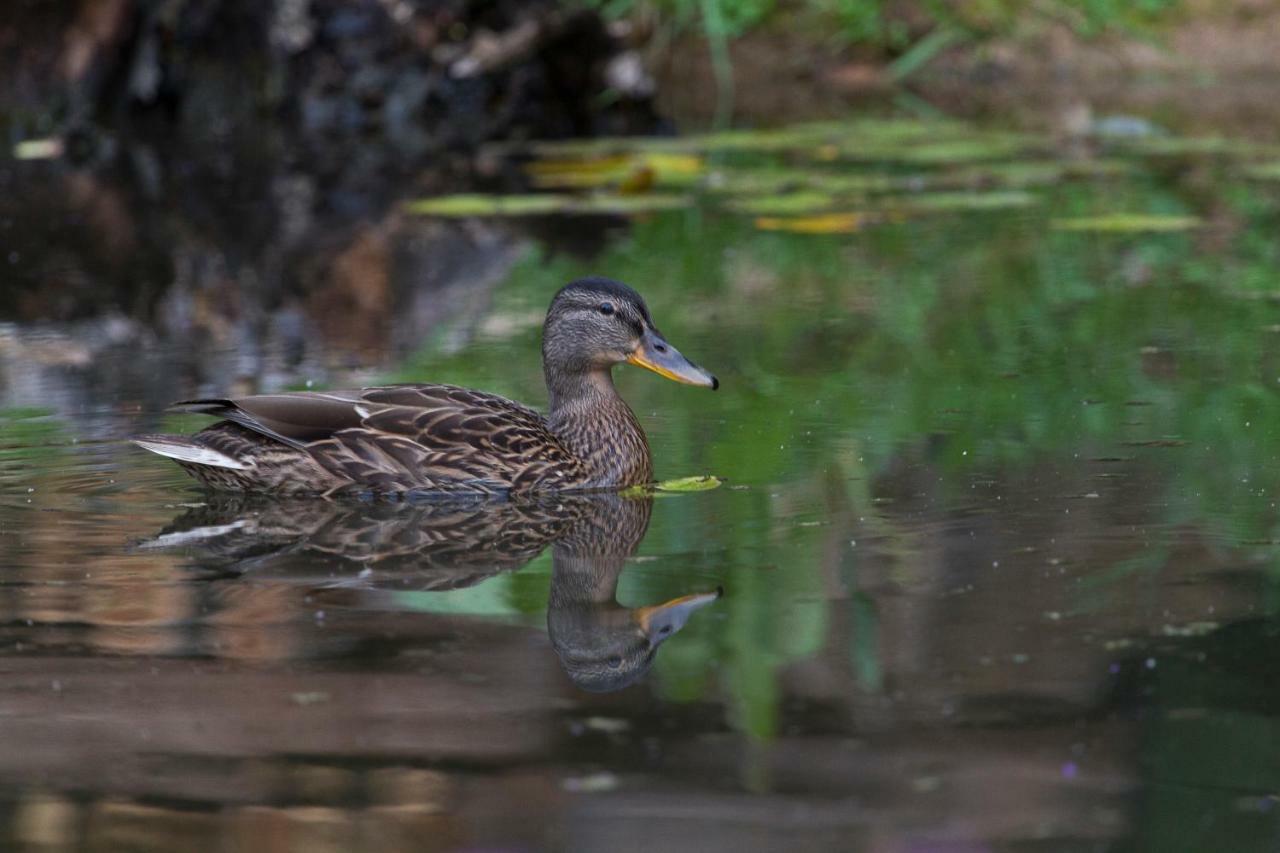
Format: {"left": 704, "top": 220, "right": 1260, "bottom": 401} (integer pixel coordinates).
{"left": 542, "top": 277, "right": 718, "bottom": 402}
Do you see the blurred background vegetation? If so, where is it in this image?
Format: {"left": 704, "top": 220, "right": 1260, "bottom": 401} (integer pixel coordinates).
{"left": 6, "top": 0, "right": 1280, "bottom": 847}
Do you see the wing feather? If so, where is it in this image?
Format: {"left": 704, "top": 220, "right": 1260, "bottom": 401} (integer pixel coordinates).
{"left": 174, "top": 383, "right": 585, "bottom": 494}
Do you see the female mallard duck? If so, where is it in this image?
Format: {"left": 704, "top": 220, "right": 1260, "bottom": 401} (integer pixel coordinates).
{"left": 133, "top": 277, "right": 718, "bottom": 495}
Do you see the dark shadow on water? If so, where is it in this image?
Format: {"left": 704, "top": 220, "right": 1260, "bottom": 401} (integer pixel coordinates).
{"left": 143, "top": 491, "right": 721, "bottom": 692}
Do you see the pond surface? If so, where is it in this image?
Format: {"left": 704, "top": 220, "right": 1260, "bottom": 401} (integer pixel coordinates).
{"left": 5, "top": 117, "right": 1280, "bottom": 851}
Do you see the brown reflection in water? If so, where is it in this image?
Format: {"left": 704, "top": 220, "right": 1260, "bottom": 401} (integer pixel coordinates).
{"left": 0, "top": 489, "right": 732, "bottom": 849}
{"left": 146, "top": 492, "right": 716, "bottom": 683}
{"left": 0, "top": 448, "right": 1270, "bottom": 849}
{"left": 200, "top": 583, "right": 310, "bottom": 662}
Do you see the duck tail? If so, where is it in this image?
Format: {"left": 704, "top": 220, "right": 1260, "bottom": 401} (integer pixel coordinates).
{"left": 131, "top": 434, "right": 248, "bottom": 470}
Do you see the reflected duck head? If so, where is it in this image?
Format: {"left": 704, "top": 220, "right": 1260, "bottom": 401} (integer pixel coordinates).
{"left": 542, "top": 277, "right": 718, "bottom": 395}
{"left": 548, "top": 587, "right": 721, "bottom": 693}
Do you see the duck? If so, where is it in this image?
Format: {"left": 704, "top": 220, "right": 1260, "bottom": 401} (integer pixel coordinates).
{"left": 133, "top": 277, "right": 718, "bottom": 496}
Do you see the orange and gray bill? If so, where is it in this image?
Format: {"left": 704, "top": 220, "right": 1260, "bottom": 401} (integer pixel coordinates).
{"left": 627, "top": 329, "right": 719, "bottom": 389}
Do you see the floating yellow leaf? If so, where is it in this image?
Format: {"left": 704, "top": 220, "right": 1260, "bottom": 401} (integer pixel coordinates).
{"left": 754, "top": 213, "right": 871, "bottom": 234}
{"left": 527, "top": 153, "right": 702, "bottom": 191}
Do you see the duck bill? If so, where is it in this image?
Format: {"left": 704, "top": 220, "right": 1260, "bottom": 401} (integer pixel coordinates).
{"left": 627, "top": 330, "right": 719, "bottom": 389}
{"left": 636, "top": 587, "right": 723, "bottom": 642}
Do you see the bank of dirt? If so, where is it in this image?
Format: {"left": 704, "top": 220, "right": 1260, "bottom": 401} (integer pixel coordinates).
{"left": 651, "top": 2, "right": 1280, "bottom": 139}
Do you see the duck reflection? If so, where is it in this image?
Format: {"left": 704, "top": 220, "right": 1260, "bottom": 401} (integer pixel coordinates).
{"left": 543, "top": 494, "right": 721, "bottom": 692}
{"left": 146, "top": 493, "right": 720, "bottom": 691}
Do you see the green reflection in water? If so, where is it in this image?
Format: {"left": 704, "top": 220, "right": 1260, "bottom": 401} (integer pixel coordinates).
{"left": 397, "top": 136, "right": 1280, "bottom": 747}
{"left": 0, "top": 407, "right": 68, "bottom": 482}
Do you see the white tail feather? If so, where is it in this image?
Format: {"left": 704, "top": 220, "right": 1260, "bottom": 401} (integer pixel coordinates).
{"left": 135, "top": 520, "right": 253, "bottom": 550}
{"left": 132, "top": 437, "right": 248, "bottom": 470}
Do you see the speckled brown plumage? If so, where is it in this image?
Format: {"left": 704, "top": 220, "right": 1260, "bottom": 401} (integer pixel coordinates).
{"left": 134, "top": 277, "right": 718, "bottom": 496}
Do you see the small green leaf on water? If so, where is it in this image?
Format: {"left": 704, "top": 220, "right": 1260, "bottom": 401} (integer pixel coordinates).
{"left": 405, "top": 193, "right": 690, "bottom": 217}
{"left": 895, "top": 190, "right": 1040, "bottom": 212}
{"left": 1051, "top": 214, "right": 1201, "bottom": 233}
{"left": 654, "top": 476, "right": 722, "bottom": 493}
{"left": 1244, "top": 162, "right": 1280, "bottom": 181}
{"left": 405, "top": 194, "right": 568, "bottom": 216}
{"left": 687, "top": 126, "right": 840, "bottom": 153}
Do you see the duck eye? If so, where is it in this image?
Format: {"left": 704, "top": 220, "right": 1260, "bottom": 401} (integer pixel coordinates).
{"left": 598, "top": 302, "right": 615, "bottom": 316}
{"left": 607, "top": 655, "right": 623, "bottom": 669}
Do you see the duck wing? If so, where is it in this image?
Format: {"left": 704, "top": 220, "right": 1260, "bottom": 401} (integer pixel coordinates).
{"left": 173, "top": 385, "right": 584, "bottom": 494}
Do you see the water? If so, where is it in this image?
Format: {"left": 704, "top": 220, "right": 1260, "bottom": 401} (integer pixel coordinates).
{"left": 4, "top": 118, "right": 1280, "bottom": 850}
